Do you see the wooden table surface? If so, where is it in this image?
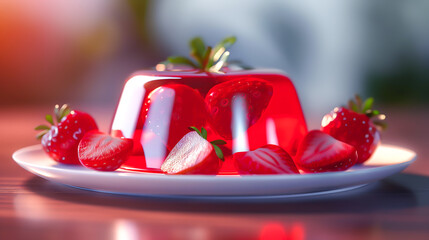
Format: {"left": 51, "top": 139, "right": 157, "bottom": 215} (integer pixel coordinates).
{"left": 1, "top": 105, "right": 429, "bottom": 240}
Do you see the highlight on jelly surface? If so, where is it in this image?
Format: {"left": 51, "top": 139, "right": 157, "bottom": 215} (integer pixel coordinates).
{"left": 110, "top": 69, "right": 308, "bottom": 172}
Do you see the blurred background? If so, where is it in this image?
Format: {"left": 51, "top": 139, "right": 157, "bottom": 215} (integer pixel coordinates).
{"left": 1, "top": 2, "right": 429, "bottom": 238}
{"left": 1, "top": 0, "right": 428, "bottom": 123}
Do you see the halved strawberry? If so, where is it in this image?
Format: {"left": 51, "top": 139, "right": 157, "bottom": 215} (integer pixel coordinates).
{"left": 234, "top": 144, "right": 299, "bottom": 175}
{"left": 140, "top": 84, "right": 207, "bottom": 150}
{"left": 205, "top": 78, "right": 273, "bottom": 139}
{"left": 160, "top": 127, "right": 226, "bottom": 175}
{"left": 35, "top": 104, "right": 98, "bottom": 164}
{"left": 78, "top": 131, "right": 133, "bottom": 171}
{"left": 321, "top": 95, "right": 386, "bottom": 163}
{"left": 294, "top": 130, "right": 358, "bottom": 173}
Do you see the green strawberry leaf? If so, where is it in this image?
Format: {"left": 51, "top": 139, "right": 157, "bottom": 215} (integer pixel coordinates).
{"left": 189, "top": 37, "right": 206, "bottom": 63}
{"left": 348, "top": 100, "right": 359, "bottom": 112}
{"left": 354, "top": 95, "right": 363, "bottom": 113}
{"left": 212, "top": 36, "right": 236, "bottom": 62}
{"left": 159, "top": 36, "right": 241, "bottom": 72}
{"left": 36, "top": 130, "right": 49, "bottom": 140}
{"left": 348, "top": 95, "right": 387, "bottom": 131}
{"left": 219, "top": 36, "right": 237, "bottom": 49}
{"left": 201, "top": 127, "right": 208, "bottom": 140}
{"left": 45, "top": 114, "right": 54, "bottom": 125}
{"left": 190, "top": 51, "right": 202, "bottom": 68}
{"left": 188, "top": 126, "right": 202, "bottom": 136}
{"left": 35, "top": 125, "right": 51, "bottom": 131}
{"left": 363, "top": 97, "right": 374, "bottom": 112}
{"left": 167, "top": 56, "right": 198, "bottom": 68}
{"left": 210, "top": 139, "right": 227, "bottom": 145}
{"left": 54, "top": 104, "right": 61, "bottom": 122}
{"left": 212, "top": 144, "right": 224, "bottom": 161}
{"left": 365, "top": 109, "right": 382, "bottom": 118}
{"left": 59, "top": 104, "right": 71, "bottom": 122}
{"left": 373, "top": 120, "right": 387, "bottom": 131}
{"left": 209, "top": 51, "right": 230, "bottom": 72}
{"left": 201, "top": 46, "right": 212, "bottom": 70}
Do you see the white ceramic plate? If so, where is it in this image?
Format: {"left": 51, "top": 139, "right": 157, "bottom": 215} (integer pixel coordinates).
{"left": 12, "top": 145, "right": 416, "bottom": 198}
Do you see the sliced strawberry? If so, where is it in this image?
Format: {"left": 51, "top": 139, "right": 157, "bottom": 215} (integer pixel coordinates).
{"left": 294, "top": 130, "right": 358, "bottom": 173}
{"left": 78, "top": 131, "right": 133, "bottom": 171}
{"left": 36, "top": 104, "right": 98, "bottom": 164}
{"left": 234, "top": 144, "right": 298, "bottom": 175}
{"left": 205, "top": 78, "right": 273, "bottom": 139}
{"left": 161, "top": 127, "right": 226, "bottom": 175}
{"left": 321, "top": 95, "right": 385, "bottom": 163}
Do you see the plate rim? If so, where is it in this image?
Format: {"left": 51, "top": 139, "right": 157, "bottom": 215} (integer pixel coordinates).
{"left": 12, "top": 144, "right": 416, "bottom": 197}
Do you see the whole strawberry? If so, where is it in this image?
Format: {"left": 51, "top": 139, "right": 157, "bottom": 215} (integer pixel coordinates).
{"left": 35, "top": 104, "right": 98, "bottom": 164}
{"left": 321, "top": 95, "right": 386, "bottom": 163}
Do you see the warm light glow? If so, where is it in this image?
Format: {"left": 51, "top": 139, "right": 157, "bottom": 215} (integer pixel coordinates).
{"left": 13, "top": 192, "right": 52, "bottom": 221}
{"left": 259, "top": 222, "right": 306, "bottom": 240}
{"left": 114, "top": 219, "right": 139, "bottom": 240}
{"left": 111, "top": 76, "right": 148, "bottom": 138}
{"left": 142, "top": 87, "right": 175, "bottom": 168}
{"left": 155, "top": 63, "right": 166, "bottom": 71}
{"left": 290, "top": 222, "right": 305, "bottom": 240}
{"left": 266, "top": 118, "right": 279, "bottom": 145}
{"left": 321, "top": 112, "right": 336, "bottom": 128}
{"left": 213, "top": 47, "right": 226, "bottom": 62}
{"left": 210, "top": 51, "right": 230, "bottom": 72}
{"left": 259, "top": 222, "right": 288, "bottom": 240}
{"left": 187, "top": 226, "right": 210, "bottom": 240}
{"left": 232, "top": 94, "right": 249, "bottom": 153}
{"left": 111, "top": 75, "right": 179, "bottom": 138}
{"left": 366, "top": 144, "right": 415, "bottom": 165}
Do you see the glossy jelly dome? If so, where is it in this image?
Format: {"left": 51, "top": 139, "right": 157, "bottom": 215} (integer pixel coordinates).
{"left": 110, "top": 69, "right": 307, "bottom": 174}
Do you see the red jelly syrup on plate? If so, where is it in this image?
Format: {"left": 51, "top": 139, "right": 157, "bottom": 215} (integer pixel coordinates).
{"left": 110, "top": 69, "right": 307, "bottom": 174}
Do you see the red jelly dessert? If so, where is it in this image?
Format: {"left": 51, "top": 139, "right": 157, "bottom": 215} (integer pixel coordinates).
{"left": 110, "top": 37, "right": 307, "bottom": 174}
